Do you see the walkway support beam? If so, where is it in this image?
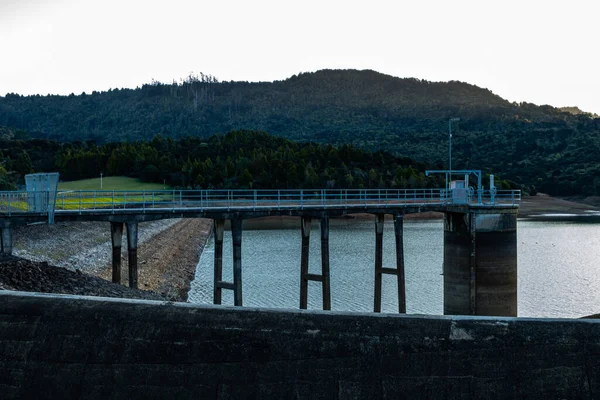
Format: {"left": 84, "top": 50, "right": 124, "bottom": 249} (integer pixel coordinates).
{"left": 1, "top": 225, "right": 12, "bottom": 255}
{"left": 299, "top": 217, "right": 312, "bottom": 309}
{"left": 213, "top": 219, "right": 225, "bottom": 305}
{"left": 110, "top": 222, "right": 123, "bottom": 284}
{"left": 374, "top": 214, "right": 384, "bottom": 312}
{"left": 394, "top": 213, "right": 406, "bottom": 313}
{"left": 126, "top": 221, "right": 138, "bottom": 289}
{"left": 320, "top": 217, "right": 331, "bottom": 311}
{"left": 231, "top": 219, "right": 243, "bottom": 307}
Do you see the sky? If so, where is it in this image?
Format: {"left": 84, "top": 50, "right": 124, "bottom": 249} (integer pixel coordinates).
{"left": 1, "top": 0, "right": 599, "bottom": 114}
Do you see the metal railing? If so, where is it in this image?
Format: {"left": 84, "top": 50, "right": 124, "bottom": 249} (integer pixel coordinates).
{"left": 0, "top": 189, "right": 521, "bottom": 215}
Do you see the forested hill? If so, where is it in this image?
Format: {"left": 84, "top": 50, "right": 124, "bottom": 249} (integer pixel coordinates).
{"left": 0, "top": 130, "right": 457, "bottom": 191}
{"left": 2, "top": 70, "right": 592, "bottom": 146}
{"left": 1, "top": 69, "right": 600, "bottom": 195}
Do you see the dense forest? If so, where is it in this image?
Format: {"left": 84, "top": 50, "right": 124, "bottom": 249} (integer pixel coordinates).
{"left": 1, "top": 129, "right": 504, "bottom": 191}
{"left": 1, "top": 69, "right": 599, "bottom": 195}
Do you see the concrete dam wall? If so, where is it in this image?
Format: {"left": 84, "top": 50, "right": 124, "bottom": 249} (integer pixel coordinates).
{"left": 0, "top": 291, "right": 598, "bottom": 399}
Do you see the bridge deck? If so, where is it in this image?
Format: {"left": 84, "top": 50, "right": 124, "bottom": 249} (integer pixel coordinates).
{"left": 0, "top": 188, "right": 520, "bottom": 224}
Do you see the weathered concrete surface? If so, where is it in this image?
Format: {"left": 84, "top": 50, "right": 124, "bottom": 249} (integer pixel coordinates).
{"left": 1, "top": 291, "right": 596, "bottom": 399}
{"left": 444, "top": 211, "right": 518, "bottom": 316}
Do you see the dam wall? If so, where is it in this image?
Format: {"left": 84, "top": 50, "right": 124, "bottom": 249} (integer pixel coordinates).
{"left": 0, "top": 291, "right": 597, "bottom": 399}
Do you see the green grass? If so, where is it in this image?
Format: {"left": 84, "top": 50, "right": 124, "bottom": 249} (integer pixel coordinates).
{"left": 58, "top": 176, "right": 169, "bottom": 191}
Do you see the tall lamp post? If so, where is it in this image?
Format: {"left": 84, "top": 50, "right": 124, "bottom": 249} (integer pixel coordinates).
{"left": 448, "top": 118, "right": 460, "bottom": 194}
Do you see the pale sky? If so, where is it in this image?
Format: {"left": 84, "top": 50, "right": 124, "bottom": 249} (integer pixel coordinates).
{"left": 1, "top": 0, "right": 599, "bottom": 114}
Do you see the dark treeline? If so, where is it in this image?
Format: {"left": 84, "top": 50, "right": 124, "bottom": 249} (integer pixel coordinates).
{"left": 0, "top": 129, "right": 485, "bottom": 191}
{"left": 0, "top": 69, "right": 599, "bottom": 195}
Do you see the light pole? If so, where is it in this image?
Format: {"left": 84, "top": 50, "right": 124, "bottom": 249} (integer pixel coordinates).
{"left": 100, "top": 172, "right": 103, "bottom": 189}
{"left": 448, "top": 118, "right": 460, "bottom": 194}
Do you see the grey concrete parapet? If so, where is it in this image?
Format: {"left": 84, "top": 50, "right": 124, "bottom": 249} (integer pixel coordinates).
{"left": 0, "top": 291, "right": 597, "bottom": 399}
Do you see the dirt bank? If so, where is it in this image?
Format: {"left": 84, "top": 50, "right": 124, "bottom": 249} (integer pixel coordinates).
{"left": 6, "top": 218, "right": 213, "bottom": 301}
{"left": 519, "top": 193, "right": 600, "bottom": 216}
{"left": 96, "top": 218, "right": 212, "bottom": 301}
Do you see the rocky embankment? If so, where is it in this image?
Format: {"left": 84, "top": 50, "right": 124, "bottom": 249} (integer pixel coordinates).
{"left": 0, "top": 255, "right": 164, "bottom": 300}
{"left": 1, "top": 218, "right": 212, "bottom": 301}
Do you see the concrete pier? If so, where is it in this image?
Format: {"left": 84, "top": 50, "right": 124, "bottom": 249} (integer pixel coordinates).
{"left": 110, "top": 222, "right": 123, "bottom": 283}
{"left": 299, "top": 216, "right": 312, "bottom": 309}
{"left": 213, "top": 219, "right": 225, "bottom": 304}
{"left": 300, "top": 217, "right": 332, "bottom": 310}
{"left": 394, "top": 213, "right": 406, "bottom": 313}
{"left": 231, "top": 219, "right": 243, "bottom": 306}
{"left": 126, "top": 222, "right": 138, "bottom": 289}
{"left": 320, "top": 217, "right": 331, "bottom": 311}
{"left": 1, "top": 225, "right": 12, "bottom": 255}
{"left": 373, "top": 214, "right": 384, "bottom": 312}
{"left": 444, "top": 209, "right": 518, "bottom": 316}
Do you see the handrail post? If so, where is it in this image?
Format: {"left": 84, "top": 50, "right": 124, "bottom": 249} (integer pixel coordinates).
{"left": 278, "top": 191, "right": 280, "bottom": 209}
{"left": 142, "top": 191, "right": 145, "bottom": 211}
{"left": 253, "top": 190, "right": 257, "bottom": 210}
{"left": 79, "top": 191, "right": 82, "bottom": 214}
{"left": 300, "top": 190, "right": 303, "bottom": 209}
{"left": 7, "top": 193, "right": 11, "bottom": 216}
{"left": 179, "top": 191, "right": 182, "bottom": 208}
{"left": 112, "top": 191, "right": 115, "bottom": 213}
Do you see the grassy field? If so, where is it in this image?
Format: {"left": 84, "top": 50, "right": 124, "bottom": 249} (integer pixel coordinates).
{"left": 58, "top": 176, "right": 168, "bottom": 191}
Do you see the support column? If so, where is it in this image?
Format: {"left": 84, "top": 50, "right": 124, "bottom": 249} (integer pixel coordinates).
{"left": 213, "top": 219, "right": 225, "bottom": 305}
{"left": 110, "top": 222, "right": 124, "bottom": 283}
{"left": 469, "top": 213, "right": 477, "bottom": 315}
{"left": 394, "top": 214, "right": 406, "bottom": 313}
{"left": 320, "top": 217, "right": 331, "bottom": 311}
{"left": 444, "top": 210, "right": 517, "bottom": 316}
{"left": 126, "top": 221, "right": 138, "bottom": 289}
{"left": 1, "top": 225, "right": 12, "bottom": 255}
{"left": 374, "top": 214, "right": 384, "bottom": 313}
{"left": 299, "top": 217, "right": 312, "bottom": 309}
{"left": 231, "top": 219, "right": 243, "bottom": 307}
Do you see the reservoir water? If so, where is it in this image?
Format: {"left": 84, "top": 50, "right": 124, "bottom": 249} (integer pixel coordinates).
{"left": 188, "top": 219, "right": 600, "bottom": 318}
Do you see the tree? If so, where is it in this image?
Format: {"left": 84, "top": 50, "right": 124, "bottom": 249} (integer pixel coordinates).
{"left": 14, "top": 151, "right": 33, "bottom": 177}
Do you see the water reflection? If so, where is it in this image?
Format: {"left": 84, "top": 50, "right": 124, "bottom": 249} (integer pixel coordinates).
{"left": 188, "top": 218, "right": 600, "bottom": 318}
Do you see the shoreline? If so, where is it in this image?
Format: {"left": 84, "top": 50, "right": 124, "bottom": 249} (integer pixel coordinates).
{"left": 96, "top": 218, "right": 212, "bottom": 301}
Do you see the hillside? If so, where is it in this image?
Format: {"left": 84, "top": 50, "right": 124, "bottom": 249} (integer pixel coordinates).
{"left": 1, "top": 69, "right": 600, "bottom": 195}
{"left": 0, "top": 130, "right": 454, "bottom": 191}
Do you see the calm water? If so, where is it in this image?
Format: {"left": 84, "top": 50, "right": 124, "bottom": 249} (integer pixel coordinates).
{"left": 188, "top": 219, "right": 600, "bottom": 318}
